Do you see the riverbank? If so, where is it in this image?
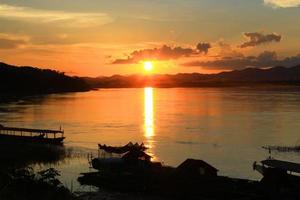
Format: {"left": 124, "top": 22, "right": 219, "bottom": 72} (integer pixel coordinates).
{"left": 0, "top": 167, "right": 77, "bottom": 200}
{"left": 77, "top": 174, "right": 300, "bottom": 200}
{"left": 1, "top": 138, "right": 300, "bottom": 200}
{"left": 78, "top": 190, "right": 173, "bottom": 200}
{"left": 79, "top": 172, "right": 262, "bottom": 200}
{"left": 0, "top": 138, "right": 78, "bottom": 200}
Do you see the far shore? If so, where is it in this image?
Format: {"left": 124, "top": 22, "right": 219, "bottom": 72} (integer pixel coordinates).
{"left": 2, "top": 83, "right": 300, "bottom": 105}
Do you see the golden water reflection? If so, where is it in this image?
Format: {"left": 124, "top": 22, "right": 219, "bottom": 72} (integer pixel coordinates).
{"left": 144, "top": 87, "right": 156, "bottom": 160}
{"left": 144, "top": 87, "right": 154, "bottom": 138}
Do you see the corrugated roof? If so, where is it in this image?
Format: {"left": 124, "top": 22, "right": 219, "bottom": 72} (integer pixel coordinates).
{"left": 177, "top": 159, "right": 218, "bottom": 172}
{"left": 261, "top": 159, "right": 300, "bottom": 173}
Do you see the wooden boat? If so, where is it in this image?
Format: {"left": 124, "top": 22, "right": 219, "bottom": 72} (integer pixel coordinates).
{"left": 93, "top": 142, "right": 152, "bottom": 170}
{"left": 98, "top": 142, "right": 147, "bottom": 154}
{"left": 0, "top": 124, "right": 65, "bottom": 145}
{"left": 253, "top": 158, "right": 300, "bottom": 184}
{"left": 254, "top": 159, "right": 300, "bottom": 175}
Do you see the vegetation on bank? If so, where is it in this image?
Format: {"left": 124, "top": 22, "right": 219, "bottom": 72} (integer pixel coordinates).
{"left": 0, "top": 168, "right": 76, "bottom": 200}
{"left": 0, "top": 140, "right": 75, "bottom": 200}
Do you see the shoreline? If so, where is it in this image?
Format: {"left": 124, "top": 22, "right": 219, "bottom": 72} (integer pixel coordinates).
{"left": 1, "top": 84, "right": 300, "bottom": 104}
{"left": 0, "top": 89, "right": 92, "bottom": 104}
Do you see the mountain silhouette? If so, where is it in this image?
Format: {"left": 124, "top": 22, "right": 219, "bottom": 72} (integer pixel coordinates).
{"left": 85, "top": 65, "right": 300, "bottom": 88}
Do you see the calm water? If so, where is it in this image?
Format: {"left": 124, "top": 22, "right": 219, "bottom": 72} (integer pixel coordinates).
{"left": 1, "top": 87, "right": 300, "bottom": 189}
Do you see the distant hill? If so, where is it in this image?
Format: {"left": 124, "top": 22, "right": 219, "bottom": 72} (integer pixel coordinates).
{"left": 85, "top": 65, "right": 300, "bottom": 88}
{"left": 0, "top": 62, "right": 90, "bottom": 96}
{"left": 2, "top": 61, "right": 300, "bottom": 99}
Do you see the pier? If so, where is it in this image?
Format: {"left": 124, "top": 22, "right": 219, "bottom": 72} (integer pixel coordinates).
{"left": 0, "top": 124, "right": 65, "bottom": 145}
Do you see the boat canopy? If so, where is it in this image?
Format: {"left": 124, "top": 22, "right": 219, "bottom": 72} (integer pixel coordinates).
{"left": 261, "top": 159, "right": 300, "bottom": 174}
{"left": 98, "top": 142, "right": 147, "bottom": 154}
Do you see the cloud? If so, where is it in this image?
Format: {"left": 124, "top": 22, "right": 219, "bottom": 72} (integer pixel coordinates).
{"left": 0, "top": 4, "right": 113, "bottom": 28}
{"left": 112, "top": 45, "right": 195, "bottom": 64}
{"left": 0, "top": 38, "right": 26, "bottom": 49}
{"left": 264, "top": 0, "right": 300, "bottom": 8}
{"left": 240, "top": 32, "right": 281, "bottom": 48}
{"left": 196, "top": 42, "right": 211, "bottom": 54}
{"left": 0, "top": 34, "right": 28, "bottom": 49}
{"left": 112, "top": 42, "right": 211, "bottom": 64}
{"left": 183, "top": 51, "right": 300, "bottom": 70}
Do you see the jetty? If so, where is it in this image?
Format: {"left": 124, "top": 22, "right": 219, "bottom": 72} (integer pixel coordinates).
{"left": 0, "top": 124, "right": 65, "bottom": 145}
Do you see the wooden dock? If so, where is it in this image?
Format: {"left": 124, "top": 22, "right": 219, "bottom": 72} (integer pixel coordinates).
{"left": 0, "top": 124, "right": 65, "bottom": 145}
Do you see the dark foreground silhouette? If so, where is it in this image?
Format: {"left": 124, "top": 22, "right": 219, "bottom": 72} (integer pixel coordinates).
{"left": 79, "top": 143, "right": 300, "bottom": 200}
{"left": 0, "top": 138, "right": 76, "bottom": 200}
{"left": 1, "top": 139, "right": 300, "bottom": 199}
{"left": 0, "top": 168, "right": 76, "bottom": 200}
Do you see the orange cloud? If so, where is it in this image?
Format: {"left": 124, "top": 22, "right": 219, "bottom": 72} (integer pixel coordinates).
{"left": 112, "top": 42, "right": 211, "bottom": 64}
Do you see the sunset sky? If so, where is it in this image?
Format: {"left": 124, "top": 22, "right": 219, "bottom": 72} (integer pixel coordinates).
{"left": 0, "top": 0, "right": 300, "bottom": 76}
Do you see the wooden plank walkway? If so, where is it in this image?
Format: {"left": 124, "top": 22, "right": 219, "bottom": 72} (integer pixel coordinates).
{"left": 0, "top": 124, "right": 64, "bottom": 138}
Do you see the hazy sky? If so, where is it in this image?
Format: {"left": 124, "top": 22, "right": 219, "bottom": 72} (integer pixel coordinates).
{"left": 0, "top": 0, "right": 300, "bottom": 76}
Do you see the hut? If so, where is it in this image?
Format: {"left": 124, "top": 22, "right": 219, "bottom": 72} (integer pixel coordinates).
{"left": 176, "top": 159, "right": 218, "bottom": 177}
{"left": 122, "top": 149, "right": 152, "bottom": 163}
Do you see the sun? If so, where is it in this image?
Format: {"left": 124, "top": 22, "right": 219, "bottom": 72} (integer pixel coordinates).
{"left": 144, "top": 61, "right": 153, "bottom": 72}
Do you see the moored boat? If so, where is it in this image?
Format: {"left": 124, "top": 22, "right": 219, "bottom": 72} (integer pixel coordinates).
{"left": 253, "top": 158, "right": 300, "bottom": 185}
{"left": 92, "top": 142, "right": 152, "bottom": 170}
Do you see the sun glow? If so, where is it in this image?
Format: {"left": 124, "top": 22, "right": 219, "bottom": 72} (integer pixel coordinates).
{"left": 144, "top": 61, "right": 153, "bottom": 72}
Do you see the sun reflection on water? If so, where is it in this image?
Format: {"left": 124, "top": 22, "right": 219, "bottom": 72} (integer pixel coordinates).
{"left": 144, "top": 87, "right": 157, "bottom": 160}
{"left": 144, "top": 87, "right": 154, "bottom": 138}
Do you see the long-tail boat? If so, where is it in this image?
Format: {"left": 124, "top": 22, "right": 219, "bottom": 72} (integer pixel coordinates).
{"left": 253, "top": 158, "right": 300, "bottom": 185}
{"left": 0, "top": 124, "right": 65, "bottom": 145}
{"left": 92, "top": 142, "right": 152, "bottom": 170}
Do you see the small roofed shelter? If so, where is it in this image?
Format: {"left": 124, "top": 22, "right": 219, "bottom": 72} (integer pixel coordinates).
{"left": 122, "top": 150, "right": 152, "bottom": 163}
{"left": 176, "top": 159, "right": 218, "bottom": 177}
